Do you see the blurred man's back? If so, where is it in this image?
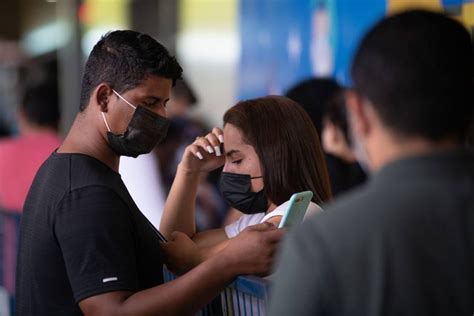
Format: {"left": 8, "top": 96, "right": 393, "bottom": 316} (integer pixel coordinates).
{"left": 270, "top": 10, "right": 474, "bottom": 316}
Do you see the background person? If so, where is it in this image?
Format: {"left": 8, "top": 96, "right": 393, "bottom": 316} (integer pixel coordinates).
{"left": 286, "top": 77, "right": 367, "bottom": 196}
{"left": 321, "top": 90, "right": 367, "bottom": 195}
{"left": 0, "top": 81, "right": 61, "bottom": 298}
{"left": 269, "top": 10, "right": 474, "bottom": 316}
{"left": 285, "top": 77, "right": 341, "bottom": 139}
{"left": 0, "top": 81, "right": 61, "bottom": 213}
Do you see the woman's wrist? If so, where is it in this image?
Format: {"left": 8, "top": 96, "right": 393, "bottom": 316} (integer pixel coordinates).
{"left": 176, "top": 162, "right": 202, "bottom": 177}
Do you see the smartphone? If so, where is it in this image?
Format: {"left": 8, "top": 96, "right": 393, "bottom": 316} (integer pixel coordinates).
{"left": 278, "top": 191, "right": 313, "bottom": 229}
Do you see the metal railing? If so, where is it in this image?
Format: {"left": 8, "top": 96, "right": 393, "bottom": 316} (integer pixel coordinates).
{"left": 163, "top": 267, "right": 270, "bottom": 316}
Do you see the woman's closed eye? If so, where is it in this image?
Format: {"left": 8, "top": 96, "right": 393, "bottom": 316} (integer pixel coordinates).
{"left": 232, "top": 159, "right": 242, "bottom": 165}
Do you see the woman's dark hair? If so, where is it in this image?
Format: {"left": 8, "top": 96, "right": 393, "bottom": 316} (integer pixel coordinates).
{"left": 79, "top": 30, "right": 183, "bottom": 111}
{"left": 223, "top": 95, "right": 332, "bottom": 205}
{"left": 351, "top": 10, "right": 473, "bottom": 141}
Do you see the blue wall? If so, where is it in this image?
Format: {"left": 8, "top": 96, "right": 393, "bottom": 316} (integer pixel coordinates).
{"left": 238, "top": 0, "right": 385, "bottom": 99}
{"left": 239, "top": 0, "right": 313, "bottom": 99}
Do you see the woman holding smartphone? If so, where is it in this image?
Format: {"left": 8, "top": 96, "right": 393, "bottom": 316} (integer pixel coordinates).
{"left": 160, "top": 95, "right": 332, "bottom": 273}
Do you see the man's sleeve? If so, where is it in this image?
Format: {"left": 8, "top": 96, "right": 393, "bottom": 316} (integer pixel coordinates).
{"left": 54, "top": 186, "right": 139, "bottom": 302}
{"left": 268, "top": 220, "right": 336, "bottom": 316}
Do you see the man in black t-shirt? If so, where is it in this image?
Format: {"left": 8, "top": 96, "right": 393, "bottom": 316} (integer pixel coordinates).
{"left": 270, "top": 10, "right": 474, "bottom": 316}
{"left": 16, "top": 31, "right": 284, "bottom": 315}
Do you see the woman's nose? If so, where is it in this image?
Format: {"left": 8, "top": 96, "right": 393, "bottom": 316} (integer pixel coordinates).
{"left": 222, "top": 163, "right": 230, "bottom": 172}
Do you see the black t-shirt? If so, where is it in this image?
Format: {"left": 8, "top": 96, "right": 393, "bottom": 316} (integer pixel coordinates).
{"left": 16, "top": 152, "right": 164, "bottom": 315}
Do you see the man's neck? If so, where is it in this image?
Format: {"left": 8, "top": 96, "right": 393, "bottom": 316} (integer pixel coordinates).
{"left": 58, "top": 114, "right": 120, "bottom": 172}
{"left": 367, "top": 131, "right": 460, "bottom": 172}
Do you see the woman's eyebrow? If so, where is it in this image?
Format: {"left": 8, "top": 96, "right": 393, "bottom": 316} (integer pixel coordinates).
{"left": 225, "top": 149, "right": 240, "bottom": 157}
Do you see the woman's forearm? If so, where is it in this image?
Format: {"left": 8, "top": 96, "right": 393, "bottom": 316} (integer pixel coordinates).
{"left": 160, "top": 164, "right": 201, "bottom": 239}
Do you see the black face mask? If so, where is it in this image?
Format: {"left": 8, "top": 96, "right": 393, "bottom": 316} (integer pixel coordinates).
{"left": 104, "top": 106, "right": 170, "bottom": 158}
{"left": 219, "top": 172, "right": 268, "bottom": 214}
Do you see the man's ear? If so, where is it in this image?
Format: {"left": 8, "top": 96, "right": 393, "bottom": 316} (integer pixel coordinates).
{"left": 345, "top": 89, "right": 371, "bottom": 140}
{"left": 329, "top": 121, "right": 338, "bottom": 143}
{"left": 93, "top": 84, "right": 114, "bottom": 113}
{"left": 322, "top": 119, "right": 343, "bottom": 154}
{"left": 323, "top": 119, "right": 339, "bottom": 144}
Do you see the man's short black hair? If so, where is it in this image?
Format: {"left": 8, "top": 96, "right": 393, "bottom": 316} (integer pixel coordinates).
{"left": 285, "top": 78, "right": 341, "bottom": 137}
{"left": 22, "top": 82, "right": 60, "bottom": 131}
{"left": 79, "top": 30, "right": 183, "bottom": 111}
{"left": 351, "top": 9, "right": 474, "bottom": 141}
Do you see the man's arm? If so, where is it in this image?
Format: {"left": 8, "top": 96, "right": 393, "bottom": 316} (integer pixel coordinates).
{"left": 162, "top": 218, "right": 286, "bottom": 276}
{"left": 80, "top": 222, "right": 284, "bottom": 315}
{"left": 79, "top": 253, "right": 236, "bottom": 316}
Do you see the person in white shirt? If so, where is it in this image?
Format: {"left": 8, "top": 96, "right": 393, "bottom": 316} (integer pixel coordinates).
{"left": 224, "top": 199, "right": 322, "bottom": 238}
{"left": 160, "top": 95, "right": 332, "bottom": 274}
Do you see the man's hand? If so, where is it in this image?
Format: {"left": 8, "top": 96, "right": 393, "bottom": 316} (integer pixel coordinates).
{"left": 222, "top": 222, "right": 285, "bottom": 277}
{"left": 161, "top": 232, "right": 203, "bottom": 275}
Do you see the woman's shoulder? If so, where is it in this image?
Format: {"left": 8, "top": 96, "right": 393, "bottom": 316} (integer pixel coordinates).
{"left": 225, "top": 200, "right": 323, "bottom": 238}
{"left": 261, "top": 202, "right": 289, "bottom": 222}
{"left": 224, "top": 212, "right": 266, "bottom": 238}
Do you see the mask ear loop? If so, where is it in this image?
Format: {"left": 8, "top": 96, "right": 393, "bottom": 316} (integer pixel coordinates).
{"left": 112, "top": 89, "right": 137, "bottom": 110}
{"left": 102, "top": 89, "right": 136, "bottom": 134}
{"left": 101, "top": 112, "right": 112, "bottom": 132}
